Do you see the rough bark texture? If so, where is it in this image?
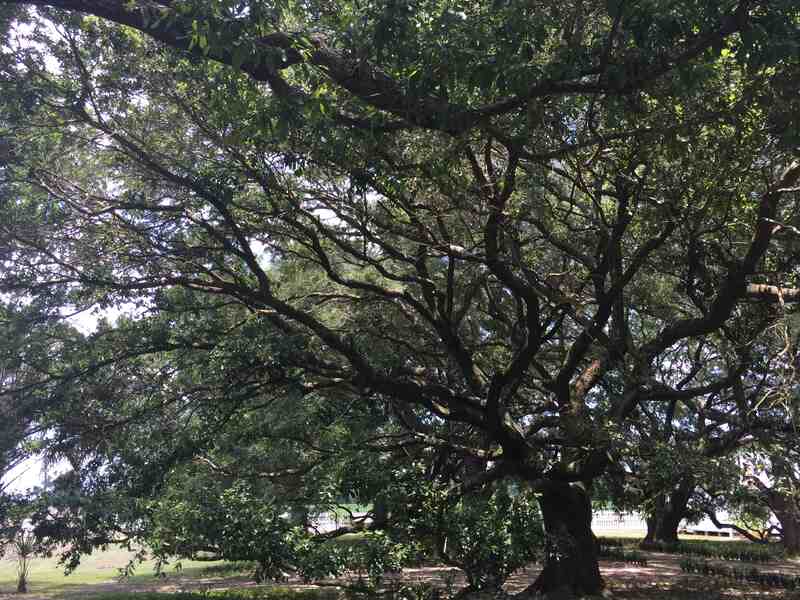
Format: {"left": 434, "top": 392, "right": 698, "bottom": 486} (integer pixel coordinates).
{"left": 748, "top": 466, "right": 800, "bottom": 556}
{"left": 642, "top": 502, "right": 682, "bottom": 544}
{"left": 523, "top": 483, "right": 603, "bottom": 599}
{"left": 772, "top": 500, "right": 800, "bottom": 556}
{"left": 641, "top": 480, "right": 694, "bottom": 547}
{"left": 782, "top": 514, "right": 800, "bottom": 556}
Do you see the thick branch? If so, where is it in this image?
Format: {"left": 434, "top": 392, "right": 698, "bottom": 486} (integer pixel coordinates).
{"left": 2, "top": 0, "right": 756, "bottom": 134}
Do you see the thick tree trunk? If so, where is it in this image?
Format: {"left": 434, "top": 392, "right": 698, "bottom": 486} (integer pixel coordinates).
{"left": 783, "top": 516, "right": 800, "bottom": 556}
{"left": 523, "top": 483, "right": 604, "bottom": 599}
{"left": 750, "top": 469, "right": 800, "bottom": 556}
{"left": 642, "top": 507, "right": 682, "bottom": 545}
{"left": 641, "top": 479, "right": 693, "bottom": 547}
{"left": 773, "top": 502, "right": 800, "bottom": 556}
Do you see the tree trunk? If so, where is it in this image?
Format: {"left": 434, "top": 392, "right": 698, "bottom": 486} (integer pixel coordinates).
{"left": 782, "top": 515, "right": 800, "bottom": 556}
{"left": 523, "top": 483, "right": 604, "bottom": 599}
{"left": 642, "top": 506, "right": 682, "bottom": 545}
{"left": 772, "top": 501, "right": 800, "bottom": 556}
{"left": 641, "top": 479, "right": 693, "bottom": 547}
{"left": 750, "top": 469, "right": 800, "bottom": 557}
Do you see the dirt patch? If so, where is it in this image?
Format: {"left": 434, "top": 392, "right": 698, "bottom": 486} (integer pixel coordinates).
{"left": 2, "top": 550, "right": 799, "bottom": 600}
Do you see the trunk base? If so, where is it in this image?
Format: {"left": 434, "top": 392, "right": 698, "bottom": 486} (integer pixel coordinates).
{"left": 520, "top": 483, "right": 605, "bottom": 599}
{"left": 778, "top": 508, "right": 800, "bottom": 557}
{"left": 515, "top": 586, "right": 613, "bottom": 600}
{"left": 454, "top": 587, "right": 510, "bottom": 600}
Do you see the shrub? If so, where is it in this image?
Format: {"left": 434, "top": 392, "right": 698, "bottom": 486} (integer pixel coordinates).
{"left": 597, "top": 545, "right": 648, "bottom": 566}
{"left": 14, "top": 530, "right": 36, "bottom": 593}
{"left": 678, "top": 557, "right": 800, "bottom": 590}
{"left": 425, "top": 487, "right": 543, "bottom": 591}
{"left": 385, "top": 475, "right": 544, "bottom": 592}
{"left": 626, "top": 538, "right": 781, "bottom": 563}
{"left": 200, "top": 561, "right": 259, "bottom": 577}
{"left": 85, "top": 588, "right": 336, "bottom": 600}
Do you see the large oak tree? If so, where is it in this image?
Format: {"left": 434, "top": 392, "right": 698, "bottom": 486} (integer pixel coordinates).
{"left": 1, "top": 1, "right": 799, "bottom": 596}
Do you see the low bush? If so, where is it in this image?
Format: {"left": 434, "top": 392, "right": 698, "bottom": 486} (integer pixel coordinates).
{"left": 643, "top": 540, "right": 779, "bottom": 563}
{"left": 87, "top": 583, "right": 443, "bottom": 600}
{"left": 599, "top": 537, "right": 782, "bottom": 563}
{"left": 597, "top": 538, "right": 625, "bottom": 548}
{"left": 597, "top": 545, "right": 648, "bottom": 566}
{"left": 679, "top": 557, "right": 800, "bottom": 590}
{"left": 85, "top": 588, "right": 335, "bottom": 600}
{"left": 200, "top": 562, "right": 259, "bottom": 577}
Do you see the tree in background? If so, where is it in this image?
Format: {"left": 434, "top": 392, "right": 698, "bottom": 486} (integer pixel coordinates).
{"left": 698, "top": 304, "right": 800, "bottom": 553}
{"left": 0, "top": 1, "right": 798, "bottom": 597}
{"left": 739, "top": 450, "right": 800, "bottom": 554}
{"left": 607, "top": 325, "right": 799, "bottom": 547}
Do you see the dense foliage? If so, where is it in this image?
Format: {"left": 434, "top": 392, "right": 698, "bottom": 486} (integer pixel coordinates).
{"left": 0, "top": 0, "right": 799, "bottom": 596}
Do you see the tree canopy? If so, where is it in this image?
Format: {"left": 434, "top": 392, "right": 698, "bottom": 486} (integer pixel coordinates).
{"left": 0, "top": 0, "right": 799, "bottom": 597}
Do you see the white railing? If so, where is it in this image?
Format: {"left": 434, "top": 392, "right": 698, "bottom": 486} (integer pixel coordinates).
{"left": 592, "top": 510, "right": 647, "bottom": 533}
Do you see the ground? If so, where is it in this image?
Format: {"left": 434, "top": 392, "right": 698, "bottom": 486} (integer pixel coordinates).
{"left": 2, "top": 543, "right": 799, "bottom": 599}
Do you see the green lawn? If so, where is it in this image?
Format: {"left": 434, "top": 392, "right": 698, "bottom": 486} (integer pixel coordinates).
{"left": 0, "top": 533, "right": 375, "bottom": 598}
{"left": 0, "top": 546, "right": 223, "bottom": 597}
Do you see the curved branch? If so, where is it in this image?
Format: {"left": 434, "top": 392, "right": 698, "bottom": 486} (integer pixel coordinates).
{"left": 1, "top": 0, "right": 756, "bottom": 134}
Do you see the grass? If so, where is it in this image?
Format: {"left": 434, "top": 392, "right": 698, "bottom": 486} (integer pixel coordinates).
{"left": 0, "top": 545, "right": 224, "bottom": 597}
{"left": 0, "top": 533, "right": 379, "bottom": 597}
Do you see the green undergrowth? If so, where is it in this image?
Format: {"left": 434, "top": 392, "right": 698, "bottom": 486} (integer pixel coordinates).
{"left": 597, "top": 544, "right": 648, "bottom": 565}
{"left": 84, "top": 588, "right": 336, "bottom": 600}
{"left": 680, "top": 556, "right": 800, "bottom": 590}
{"left": 82, "top": 584, "right": 440, "bottom": 600}
{"left": 200, "top": 561, "right": 259, "bottom": 577}
{"left": 599, "top": 536, "right": 783, "bottom": 563}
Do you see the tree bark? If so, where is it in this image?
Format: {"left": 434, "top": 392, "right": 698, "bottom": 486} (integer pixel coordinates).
{"left": 781, "top": 514, "right": 800, "bottom": 556}
{"left": 641, "top": 479, "right": 694, "bottom": 547}
{"left": 642, "top": 504, "right": 682, "bottom": 545}
{"left": 772, "top": 500, "right": 800, "bottom": 556}
{"left": 522, "top": 483, "right": 604, "bottom": 599}
{"left": 748, "top": 468, "right": 800, "bottom": 556}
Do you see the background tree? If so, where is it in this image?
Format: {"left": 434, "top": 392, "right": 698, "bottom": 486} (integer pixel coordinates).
{"left": 607, "top": 325, "right": 799, "bottom": 547}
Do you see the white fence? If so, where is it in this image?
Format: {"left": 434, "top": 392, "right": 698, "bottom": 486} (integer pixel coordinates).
{"left": 309, "top": 512, "right": 370, "bottom": 533}
{"left": 592, "top": 510, "right": 647, "bottom": 533}
{"left": 591, "top": 510, "right": 740, "bottom": 537}
{"left": 309, "top": 509, "right": 738, "bottom": 537}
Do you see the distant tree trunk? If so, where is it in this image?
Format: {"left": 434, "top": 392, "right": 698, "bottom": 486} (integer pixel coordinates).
{"left": 782, "top": 515, "right": 800, "bottom": 556}
{"left": 522, "top": 483, "right": 603, "bottom": 599}
{"left": 642, "top": 479, "right": 694, "bottom": 547}
{"left": 770, "top": 497, "right": 800, "bottom": 556}
{"left": 643, "top": 505, "right": 682, "bottom": 545}
{"left": 748, "top": 469, "right": 800, "bottom": 556}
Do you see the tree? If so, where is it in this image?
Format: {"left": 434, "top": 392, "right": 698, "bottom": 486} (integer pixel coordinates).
{"left": 696, "top": 304, "right": 800, "bottom": 553}
{"left": 1, "top": 1, "right": 799, "bottom": 597}
{"left": 17, "top": 325, "right": 543, "bottom": 590}
{"left": 608, "top": 326, "right": 798, "bottom": 547}
{"left": 743, "top": 453, "right": 800, "bottom": 555}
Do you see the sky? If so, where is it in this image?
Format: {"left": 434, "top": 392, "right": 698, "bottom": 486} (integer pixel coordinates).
{"left": 1, "top": 456, "right": 57, "bottom": 493}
